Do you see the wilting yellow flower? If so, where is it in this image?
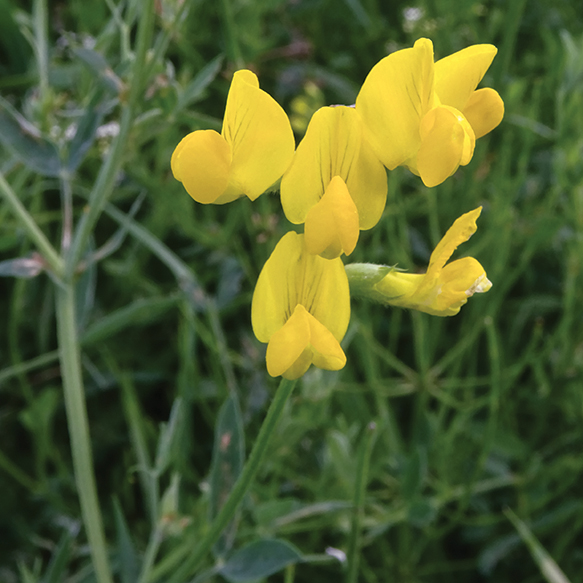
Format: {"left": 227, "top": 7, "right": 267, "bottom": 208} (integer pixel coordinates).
{"left": 345, "top": 207, "right": 491, "bottom": 316}
{"left": 280, "top": 106, "right": 387, "bottom": 259}
{"left": 171, "top": 69, "right": 295, "bottom": 204}
{"left": 252, "top": 231, "right": 350, "bottom": 379}
{"left": 356, "top": 39, "right": 504, "bottom": 187}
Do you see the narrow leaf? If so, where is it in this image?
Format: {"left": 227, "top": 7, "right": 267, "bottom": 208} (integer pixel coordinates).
{"left": 113, "top": 499, "right": 140, "bottom": 583}
{"left": 0, "top": 255, "right": 43, "bottom": 278}
{"left": 65, "top": 91, "right": 110, "bottom": 172}
{"left": 0, "top": 96, "right": 60, "bottom": 176}
{"left": 73, "top": 46, "right": 124, "bottom": 94}
{"left": 505, "top": 508, "right": 572, "bottom": 583}
{"left": 209, "top": 393, "right": 245, "bottom": 556}
{"left": 42, "top": 529, "right": 73, "bottom": 583}
{"left": 220, "top": 539, "right": 304, "bottom": 583}
{"left": 177, "top": 54, "right": 224, "bottom": 112}
{"left": 82, "top": 294, "right": 180, "bottom": 345}
{"left": 155, "top": 397, "right": 183, "bottom": 475}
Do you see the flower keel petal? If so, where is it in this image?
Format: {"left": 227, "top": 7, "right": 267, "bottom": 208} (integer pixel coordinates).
{"left": 304, "top": 176, "right": 360, "bottom": 258}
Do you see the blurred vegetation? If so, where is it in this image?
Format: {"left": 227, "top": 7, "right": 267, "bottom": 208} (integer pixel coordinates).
{"left": 1, "top": 0, "right": 583, "bottom": 581}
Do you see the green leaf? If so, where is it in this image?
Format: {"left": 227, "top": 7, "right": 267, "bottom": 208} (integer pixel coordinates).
{"left": 41, "top": 529, "right": 73, "bottom": 583}
{"left": 113, "top": 499, "right": 140, "bottom": 583}
{"left": 154, "top": 397, "right": 183, "bottom": 475}
{"left": 0, "top": 0, "right": 31, "bottom": 76}
{"left": 73, "top": 46, "right": 124, "bottom": 94}
{"left": 220, "top": 539, "right": 304, "bottom": 583}
{"left": 216, "top": 256, "right": 244, "bottom": 309}
{"left": 505, "top": 508, "right": 572, "bottom": 583}
{"left": 65, "top": 91, "right": 110, "bottom": 172}
{"left": 406, "top": 497, "right": 437, "bottom": 528}
{"left": 0, "top": 255, "right": 43, "bottom": 278}
{"left": 82, "top": 294, "right": 179, "bottom": 345}
{"left": 19, "top": 387, "right": 60, "bottom": 467}
{"left": 0, "top": 96, "right": 60, "bottom": 176}
{"left": 209, "top": 393, "right": 245, "bottom": 556}
{"left": 401, "top": 445, "right": 427, "bottom": 502}
{"left": 176, "top": 54, "right": 224, "bottom": 112}
{"left": 260, "top": 500, "right": 352, "bottom": 529}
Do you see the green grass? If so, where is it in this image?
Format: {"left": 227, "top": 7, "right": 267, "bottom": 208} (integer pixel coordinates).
{"left": 1, "top": 0, "right": 583, "bottom": 582}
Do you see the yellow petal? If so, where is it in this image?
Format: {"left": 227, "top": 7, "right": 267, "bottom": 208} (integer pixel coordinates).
{"left": 251, "top": 232, "right": 350, "bottom": 344}
{"left": 346, "top": 122, "right": 388, "bottom": 230}
{"left": 170, "top": 130, "right": 232, "bottom": 204}
{"left": 373, "top": 271, "right": 423, "bottom": 302}
{"left": 463, "top": 87, "right": 504, "bottom": 139}
{"left": 428, "top": 257, "right": 492, "bottom": 316}
{"left": 372, "top": 207, "right": 490, "bottom": 316}
{"left": 434, "top": 44, "right": 497, "bottom": 111}
{"left": 304, "top": 176, "right": 360, "bottom": 258}
{"left": 307, "top": 313, "right": 347, "bottom": 371}
{"left": 222, "top": 69, "right": 295, "bottom": 201}
{"left": 265, "top": 304, "right": 311, "bottom": 377}
{"left": 281, "top": 106, "right": 361, "bottom": 223}
{"left": 356, "top": 38, "right": 434, "bottom": 169}
{"left": 416, "top": 106, "right": 475, "bottom": 187}
{"left": 265, "top": 305, "right": 347, "bottom": 379}
{"left": 281, "top": 349, "right": 314, "bottom": 380}
{"left": 281, "top": 105, "right": 387, "bottom": 231}
{"left": 426, "top": 207, "right": 481, "bottom": 280}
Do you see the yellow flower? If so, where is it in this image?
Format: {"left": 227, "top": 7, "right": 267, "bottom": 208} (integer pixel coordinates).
{"left": 345, "top": 208, "right": 491, "bottom": 316}
{"left": 356, "top": 39, "right": 504, "bottom": 187}
{"left": 280, "top": 105, "right": 387, "bottom": 259}
{"left": 374, "top": 207, "right": 491, "bottom": 315}
{"left": 171, "top": 69, "right": 295, "bottom": 204}
{"left": 252, "top": 231, "right": 350, "bottom": 379}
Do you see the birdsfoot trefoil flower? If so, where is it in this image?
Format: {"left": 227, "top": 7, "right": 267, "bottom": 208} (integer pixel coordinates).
{"left": 356, "top": 39, "right": 504, "bottom": 187}
{"left": 172, "top": 69, "right": 295, "bottom": 204}
{"left": 345, "top": 207, "right": 491, "bottom": 316}
{"left": 252, "top": 231, "right": 350, "bottom": 378}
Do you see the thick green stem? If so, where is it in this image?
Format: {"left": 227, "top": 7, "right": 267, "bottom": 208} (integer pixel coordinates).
{"left": 166, "top": 378, "right": 297, "bottom": 583}
{"left": 56, "top": 282, "right": 113, "bottom": 583}
{"left": 0, "top": 171, "right": 63, "bottom": 277}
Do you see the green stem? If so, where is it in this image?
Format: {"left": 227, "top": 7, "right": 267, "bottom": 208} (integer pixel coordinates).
{"left": 219, "top": 0, "right": 245, "bottom": 68}
{"left": 119, "top": 371, "right": 158, "bottom": 528}
{"left": 32, "top": 0, "right": 49, "bottom": 97}
{"left": 166, "top": 378, "right": 296, "bottom": 583}
{"left": 138, "top": 527, "right": 165, "bottom": 583}
{"left": 0, "top": 171, "right": 63, "bottom": 277}
{"left": 56, "top": 282, "right": 113, "bottom": 583}
{"left": 346, "top": 422, "right": 376, "bottom": 583}
{"left": 66, "top": 0, "right": 156, "bottom": 276}
{"left": 0, "top": 448, "right": 40, "bottom": 492}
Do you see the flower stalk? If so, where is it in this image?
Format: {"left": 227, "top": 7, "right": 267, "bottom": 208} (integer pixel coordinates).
{"left": 56, "top": 282, "right": 113, "bottom": 583}
{"left": 167, "top": 377, "right": 297, "bottom": 582}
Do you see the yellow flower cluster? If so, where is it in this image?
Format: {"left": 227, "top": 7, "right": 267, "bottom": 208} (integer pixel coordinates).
{"left": 171, "top": 38, "right": 503, "bottom": 379}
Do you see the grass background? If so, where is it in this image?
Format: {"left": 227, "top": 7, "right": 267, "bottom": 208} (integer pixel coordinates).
{"left": 1, "top": 0, "right": 583, "bottom": 581}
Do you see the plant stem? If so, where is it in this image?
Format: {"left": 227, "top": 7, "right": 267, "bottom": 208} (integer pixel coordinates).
{"left": 166, "top": 378, "right": 296, "bottom": 583}
{"left": 346, "top": 422, "right": 376, "bottom": 583}
{"left": 138, "top": 526, "right": 165, "bottom": 583}
{"left": 60, "top": 170, "right": 74, "bottom": 253}
{"left": 56, "top": 282, "right": 113, "bottom": 583}
{"left": 0, "top": 171, "right": 64, "bottom": 277}
{"left": 219, "top": 0, "right": 245, "bottom": 68}
{"left": 32, "top": 0, "right": 49, "bottom": 97}
{"left": 66, "top": 0, "right": 156, "bottom": 276}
